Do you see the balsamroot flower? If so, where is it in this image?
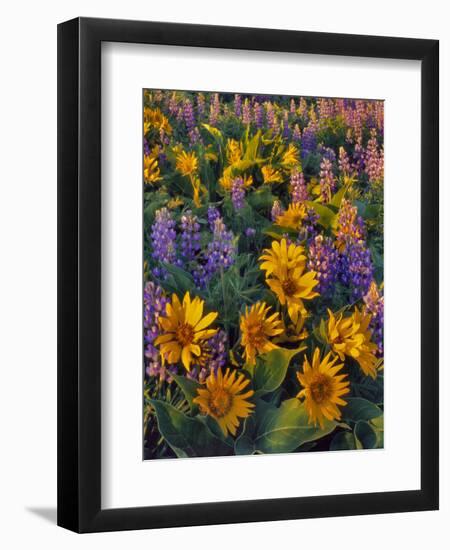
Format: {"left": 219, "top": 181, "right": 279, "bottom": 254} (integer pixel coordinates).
{"left": 296, "top": 348, "right": 350, "bottom": 428}
{"left": 175, "top": 150, "right": 198, "bottom": 177}
{"left": 239, "top": 302, "right": 284, "bottom": 366}
{"left": 194, "top": 368, "right": 255, "bottom": 437}
{"left": 326, "top": 308, "right": 378, "bottom": 378}
{"left": 275, "top": 202, "right": 307, "bottom": 231}
{"left": 155, "top": 292, "right": 218, "bottom": 371}
{"left": 259, "top": 239, "right": 319, "bottom": 323}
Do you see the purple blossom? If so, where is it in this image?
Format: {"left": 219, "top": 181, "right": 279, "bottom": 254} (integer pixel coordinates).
{"left": 197, "top": 93, "right": 206, "bottom": 118}
{"left": 254, "top": 103, "right": 264, "bottom": 129}
{"left": 299, "top": 208, "right": 319, "bottom": 241}
{"left": 292, "top": 124, "right": 301, "bottom": 142}
{"left": 183, "top": 99, "right": 196, "bottom": 131}
{"left": 207, "top": 206, "right": 221, "bottom": 230}
{"left": 319, "top": 157, "right": 336, "bottom": 202}
{"left": 242, "top": 99, "right": 251, "bottom": 125}
{"left": 271, "top": 200, "right": 285, "bottom": 222}
{"left": 231, "top": 176, "right": 245, "bottom": 210}
{"left": 180, "top": 210, "right": 201, "bottom": 261}
{"left": 338, "top": 146, "right": 351, "bottom": 175}
{"left": 364, "top": 282, "right": 384, "bottom": 355}
{"left": 209, "top": 93, "right": 220, "bottom": 126}
{"left": 364, "top": 129, "right": 384, "bottom": 183}
{"left": 290, "top": 169, "right": 308, "bottom": 203}
{"left": 150, "top": 208, "right": 177, "bottom": 277}
{"left": 234, "top": 94, "right": 242, "bottom": 117}
{"left": 245, "top": 227, "right": 256, "bottom": 238}
{"left": 339, "top": 240, "right": 374, "bottom": 300}
{"left": 290, "top": 98, "right": 297, "bottom": 114}
{"left": 195, "top": 218, "right": 236, "bottom": 287}
{"left": 301, "top": 122, "right": 317, "bottom": 157}
{"left": 144, "top": 282, "right": 174, "bottom": 382}
{"left": 307, "top": 235, "right": 339, "bottom": 295}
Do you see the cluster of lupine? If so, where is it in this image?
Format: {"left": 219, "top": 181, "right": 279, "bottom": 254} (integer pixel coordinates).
{"left": 143, "top": 89, "right": 384, "bottom": 460}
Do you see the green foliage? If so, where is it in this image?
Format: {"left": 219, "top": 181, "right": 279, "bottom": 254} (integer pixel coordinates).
{"left": 150, "top": 399, "right": 233, "bottom": 458}
{"left": 342, "top": 397, "right": 383, "bottom": 422}
{"left": 236, "top": 398, "right": 337, "bottom": 454}
{"left": 246, "top": 347, "right": 305, "bottom": 397}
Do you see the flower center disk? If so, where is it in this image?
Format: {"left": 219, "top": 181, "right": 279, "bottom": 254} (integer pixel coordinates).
{"left": 176, "top": 323, "right": 195, "bottom": 346}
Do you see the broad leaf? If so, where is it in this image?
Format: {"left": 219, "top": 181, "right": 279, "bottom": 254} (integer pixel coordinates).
{"left": 150, "top": 399, "right": 233, "bottom": 458}
{"left": 354, "top": 420, "right": 377, "bottom": 449}
{"left": 342, "top": 398, "right": 383, "bottom": 422}
{"left": 253, "top": 398, "right": 336, "bottom": 454}
{"left": 330, "top": 431, "right": 356, "bottom": 451}
{"left": 248, "top": 347, "right": 305, "bottom": 397}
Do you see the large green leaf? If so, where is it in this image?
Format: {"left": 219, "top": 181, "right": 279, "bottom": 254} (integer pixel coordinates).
{"left": 150, "top": 399, "right": 233, "bottom": 458}
{"left": 161, "top": 263, "right": 196, "bottom": 295}
{"left": 342, "top": 398, "right": 383, "bottom": 422}
{"left": 253, "top": 398, "right": 336, "bottom": 454}
{"left": 248, "top": 347, "right": 305, "bottom": 397}
{"left": 354, "top": 420, "right": 377, "bottom": 449}
{"left": 243, "top": 130, "right": 261, "bottom": 161}
{"left": 370, "top": 414, "right": 384, "bottom": 448}
{"left": 330, "top": 431, "right": 357, "bottom": 451}
{"left": 171, "top": 373, "right": 202, "bottom": 414}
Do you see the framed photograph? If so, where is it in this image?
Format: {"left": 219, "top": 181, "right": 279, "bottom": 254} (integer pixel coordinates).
{"left": 57, "top": 17, "right": 439, "bottom": 532}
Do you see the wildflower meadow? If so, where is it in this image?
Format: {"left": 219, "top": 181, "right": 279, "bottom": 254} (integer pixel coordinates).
{"left": 143, "top": 90, "right": 384, "bottom": 459}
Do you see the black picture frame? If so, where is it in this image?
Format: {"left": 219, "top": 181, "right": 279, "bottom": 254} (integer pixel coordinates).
{"left": 57, "top": 17, "right": 439, "bottom": 533}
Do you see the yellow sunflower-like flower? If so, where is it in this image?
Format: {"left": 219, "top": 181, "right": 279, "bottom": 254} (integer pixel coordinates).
{"left": 275, "top": 202, "right": 307, "bottom": 230}
{"left": 262, "top": 165, "right": 283, "bottom": 184}
{"left": 296, "top": 348, "right": 350, "bottom": 428}
{"left": 143, "top": 154, "right": 162, "bottom": 184}
{"left": 175, "top": 150, "right": 198, "bottom": 177}
{"left": 327, "top": 308, "right": 378, "bottom": 378}
{"left": 226, "top": 138, "right": 243, "bottom": 164}
{"left": 259, "top": 238, "right": 306, "bottom": 278}
{"left": 259, "top": 239, "right": 319, "bottom": 324}
{"left": 240, "top": 302, "right": 284, "bottom": 366}
{"left": 193, "top": 368, "right": 255, "bottom": 437}
{"left": 154, "top": 292, "right": 218, "bottom": 371}
{"left": 281, "top": 143, "right": 299, "bottom": 168}
{"left": 144, "top": 107, "right": 172, "bottom": 135}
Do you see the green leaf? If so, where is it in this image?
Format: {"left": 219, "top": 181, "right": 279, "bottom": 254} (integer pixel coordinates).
{"left": 150, "top": 399, "right": 233, "bottom": 458}
{"left": 234, "top": 416, "right": 257, "bottom": 455}
{"left": 201, "top": 123, "right": 224, "bottom": 144}
{"left": 330, "top": 431, "right": 356, "bottom": 451}
{"left": 248, "top": 347, "right": 305, "bottom": 397}
{"left": 243, "top": 130, "right": 261, "bottom": 161}
{"left": 171, "top": 373, "right": 201, "bottom": 414}
{"left": 354, "top": 420, "right": 377, "bottom": 449}
{"left": 248, "top": 187, "right": 277, "bottom": 211}
{"left": 329, "top": 184, "right": 348, "bottom": 208}
{"left": 370, "top": 414, "right": 384, "bottom": 448}
{"left": 342, "top": 398, "right": 383, "bottom": 422}
{"left": 304, "top": 201, "right": 338, "bottom": 229}
{"left": 254, "top": 399, "right": 336, "bottom": 454}
{"left": 161, "top": 263, "right": 196, "bottom": 295}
